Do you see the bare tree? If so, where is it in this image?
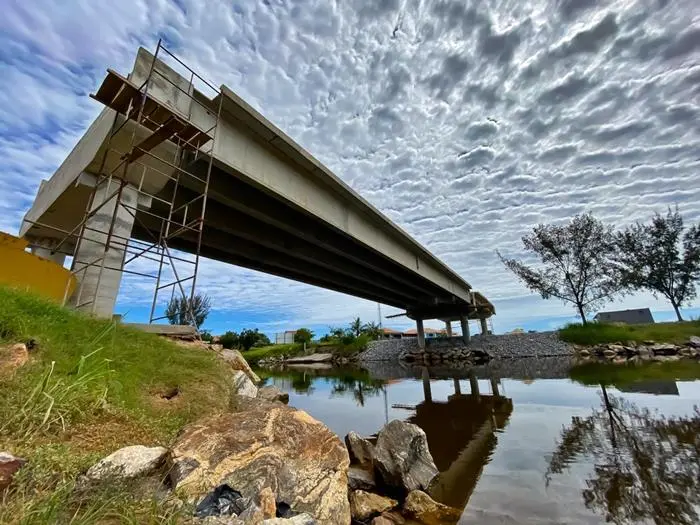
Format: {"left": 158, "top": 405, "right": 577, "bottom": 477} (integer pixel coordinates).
{"left": 165, "top": 293, "right": 211, "bottom": 329}
{"left": 613, "top": 207, "right": 700, "bottom": 321}
{"left": 498, "top": 213, "right": 619, "bottom": 324}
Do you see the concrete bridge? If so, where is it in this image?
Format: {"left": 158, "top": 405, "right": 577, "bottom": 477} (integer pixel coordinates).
{"left": 19, "top": 45, "right": 494, "bottom": 343}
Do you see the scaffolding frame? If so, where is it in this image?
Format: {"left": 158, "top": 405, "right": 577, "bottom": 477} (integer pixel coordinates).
{"left": 43, "top": 40, "right": 223, "bottom": 329}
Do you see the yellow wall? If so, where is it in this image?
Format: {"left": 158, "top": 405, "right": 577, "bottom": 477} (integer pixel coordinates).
{"left": 0, "top": 232, "right": 76, "bottom": 303}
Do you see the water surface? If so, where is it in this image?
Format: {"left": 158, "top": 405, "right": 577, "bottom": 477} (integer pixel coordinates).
{"left": 258, "top": 359, "right": 700, "bottom": 525}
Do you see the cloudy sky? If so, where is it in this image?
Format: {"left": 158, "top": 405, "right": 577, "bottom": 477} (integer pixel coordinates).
{"left": 1, "top": 0, "right": 699, "bottom": 335}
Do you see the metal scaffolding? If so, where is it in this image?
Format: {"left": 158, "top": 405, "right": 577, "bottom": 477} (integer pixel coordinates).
{"left": 42, "top": 40, "right": 222, "bottom": 328}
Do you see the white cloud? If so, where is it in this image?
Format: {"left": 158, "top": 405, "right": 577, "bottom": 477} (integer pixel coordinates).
{"left": 1, "top": 0, "right": 699, "bottom": 331}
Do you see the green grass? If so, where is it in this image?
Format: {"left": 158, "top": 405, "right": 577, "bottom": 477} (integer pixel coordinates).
{"left": 569, "top": 360, "right": 700, "bottom": 387}
{"left": 559, "top": 320, "right": 700, "bottom": 346}
{"left": 243, "top": 343, "right": 305, "bottom": 364}
{"left": 0, "top": 285, "right": 231, "bottom": 523}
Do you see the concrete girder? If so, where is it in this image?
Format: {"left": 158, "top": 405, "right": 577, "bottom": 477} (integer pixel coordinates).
{"left": 151, "top": 232, "right": 414, "bottom": 308}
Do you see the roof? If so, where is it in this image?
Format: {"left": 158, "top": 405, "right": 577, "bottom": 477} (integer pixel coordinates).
{"left": 594, "top": 308, "right": 654, "bottom": 325}
{"left": 381, "top": 327, "right": 402, "bottom": 334}
{"left": 403, "top": 327, "right": 448, "bottom": 335}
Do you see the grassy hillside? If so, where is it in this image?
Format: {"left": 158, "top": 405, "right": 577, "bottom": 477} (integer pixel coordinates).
{"left": 559, "top": 320, "right": 700, "bottom": 346}
{"left": 0, "top": 286, "right": 231, "bottom": 523}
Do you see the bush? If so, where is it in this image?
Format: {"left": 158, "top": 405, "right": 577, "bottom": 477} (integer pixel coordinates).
{"left": 294, "top": 328, "right": 313, "bottom": 344}
{"left": 219, "top": 331, "right": 239, "bottom": 349}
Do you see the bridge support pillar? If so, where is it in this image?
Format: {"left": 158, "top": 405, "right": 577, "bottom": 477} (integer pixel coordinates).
{"left": 469, "top": 371, "right": 480, "bottom": 400}
{"left": 460, "top": 315, "right": 470, "bottom": 344}
{"left": 453, "top": 378, "right": 461, "bottom": 395}
{"left": 490, "top": 377, "right": 500, "bottom": 397}
{"left": 445, "top": 321, "right": 452, "bottom": 337}
{"left": 422, "top": 367, "right": 432, "bottom": 403}
{"left": 416, "top": 318, "right": 426, "bottom": 349}
{"left": 480, "top": 317, "right": 488, "bottom": 335}
{"left": 69, "top": 178, "right": 149, "bottom": 318}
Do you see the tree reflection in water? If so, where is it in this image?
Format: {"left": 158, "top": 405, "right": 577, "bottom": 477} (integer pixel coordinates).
{"left": 546, "top": 385, "right": 700, "bottom": 524}
{"left": 330, "top": 376, "right": 385, "bottom": 407}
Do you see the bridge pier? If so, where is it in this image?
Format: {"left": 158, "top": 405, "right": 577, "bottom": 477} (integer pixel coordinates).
{"left": 469, "top": 371, "right": 480, "bottom": 400}
{"left": 460, "top": 315, "right": 470, "bottom": 344}
{"left": 445, "top": 320, "right": 452, "bottom": 337}
{"left": 422, "top": 367, "right": 432, "bottom": 403}
{"left": 453, "top": 378, "right": 461, "bottom": 395}
{"left": 416, "top": 318, "right": 426, "bottom": 349}
{"left": 480, "top": 317, "right": 489, "bottom": 335}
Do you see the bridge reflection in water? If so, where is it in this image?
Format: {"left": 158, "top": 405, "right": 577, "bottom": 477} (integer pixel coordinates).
{"left": 394, "top": 369, "right": 513, "bottom": 510}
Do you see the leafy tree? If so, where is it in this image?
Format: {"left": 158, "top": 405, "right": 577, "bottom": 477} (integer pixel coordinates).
{"left": 613, "top": 207, "right": 700, "bottom": 321}
{"left": 199, "top": 330, "right": 213, "bottom": 342}
{"left": 349, "top": 317, "right": 363, "bottom": 337}
{"left": 164, "top": 293, "right": 211, "bottom": 329}
{"left": 294, "top": 328, "right": 314, "bottom": 344}
{"left": 239, "top": 328, "right": 265, "bottom": 351}
{"left": 546, "top": 387, "right": 700, "bottom": 524}
{"left": 253, "top": 331, "right": 271, "bottom": 347}
{"left": 361, "top": 321, "right": 382, "bottom": 339}
{"left": 219, "top": 330, "right": 239, "bottom": 350}
{"left": 498, "top": 213, "right": 619, "bottom": 324}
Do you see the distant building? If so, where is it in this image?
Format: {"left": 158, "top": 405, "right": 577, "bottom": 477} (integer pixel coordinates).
{"left": 380, "top": 327, "right": 403, "bottom": 340}
{"left": 275, "top": 330, "right": 297, "bottom": 344}
{"left": 402, "top": 327, "right": 449, "bottom": 339}
{"left": 593, "top": 308, "right": 654, "bottom": 325}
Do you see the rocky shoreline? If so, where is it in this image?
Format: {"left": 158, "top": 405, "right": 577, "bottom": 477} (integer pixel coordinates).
{"left": 573, "top": 336, "right": 700, "bottom": 363}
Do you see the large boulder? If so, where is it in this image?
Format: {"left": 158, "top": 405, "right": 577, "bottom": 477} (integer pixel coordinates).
{"left": 84, "top": 445, "right": 168, "bottom": 482}
{"left": 258, "top": 385, "right": 290, "bottom": 404}
{"left": 232, "top": 370, "right": 258, "bottom": 398}
{"left": 261, "top": 514, "right": 316, "bottom": 524}
{"left": 349, "top": 490, "right": 397, "bottom": 521}
{"left": 221, "top": 349, "right": 260, "bottom": 383}
{"left": 0, "top": 452, "right": 26, "bottom": 491}
{"left": 688, "top": 336, "right": 700, "bottom": 348}
{"left": 347, "top": 467, "right": 376, "bottom": 491}
{"left": 170, "top": 398, "right": 350, "bottom": 525}
{"left": 345, "top": 431, "right": 375, "bottom": 467}
{"left": 373, "top": 421, "right": 438, "bottom": 495}
{"left": 403, "top": 490, "right": 462, "bottom": 525}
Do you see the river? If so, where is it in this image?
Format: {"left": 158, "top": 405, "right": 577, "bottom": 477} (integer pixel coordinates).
{"left": 257, "top": 357, "right": 700, "bottom": 524}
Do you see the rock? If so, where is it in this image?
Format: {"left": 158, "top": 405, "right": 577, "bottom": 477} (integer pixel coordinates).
{"left": 257, "top": 386, "right": 290, "bottom": 404}
{"left": 0, "top": 452, "right": 26, "bottom": 491}
{"left": 650, "top": 343, "right": 679, "bottom": 355}
{"left": 688, "top": 336, "right": 700, "bottom": 348}
{"left": 403, "top": 490, "right": 462, "bottom": 525}
{"left": 577, "top": 348, "right": 591, "bottom": 357}
{"left": 371, "top": 517, "right": 395, "bottom": 525}
{"left": 603, "top": 349, "right": 616, "bottom": 358}
{"left": 262, "top": 512, "right": 315, "bottom": 524}
{"left": 373, "top": 421, "right": 438, "bottom": 495}
{"left": 170, "top": 399, "right": 350, "bottom": 525}
{"left": 232, "top": 370, "right": 258, "bottom": 398}
{"left": 345, "top": 431, "right": 375, "bottom": 468}
{"left": 607, "top": 344, "right": 625, "bottom": 353}
{"left": 221, "top": 349, "right": 260, "bottom": 383}
{"left": 0, "top": 343, "right": 29, "bottom": 377}
{"left": 201, "top": 516, "right": 245, "bottom": 525}
{"left": 377, "top": 511, "right": 406, "bottom": 524}
{"left": 349, "top": 490, "right": 397, "bottom": 521}
{"left": 285, "top": 353, "right": 334, "bottom": 364}
{"left": 347, "top": 467, "right": 376, "bottom": 491}
{"left": 85, "top": 445, "right": 168, "bottom": 482}
{"left": 258, "top": 487, "right": 277, "bottom": 520}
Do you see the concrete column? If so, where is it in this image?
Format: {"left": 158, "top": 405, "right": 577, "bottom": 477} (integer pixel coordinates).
{"left": 460, "top": 316, "right": 470, "bottom": 344}
{"left": 31, "top": 246, "right": 66, "bottom": 267}
{"left": 453, "top": 378, "right": 461, "bottom": 395}
{"left": 480, "top": 317, "right": 488, "bottom": 335}
{"left": 70, "top": 179, "right": 138, "bottom": 317}
{"left": 422, "top": 367, "right": 432, "bottom": 403}
{"left": 416, "top": 318, "right": 426, "bottom": 349}
{"left": 445, "top": 321, "right": 452, "bottom": 337}
{"left": 490, "top": 377, "right": 500, "bottom": 397}
{"left": 468, "top": 371, "right": 480, "bottom": 400}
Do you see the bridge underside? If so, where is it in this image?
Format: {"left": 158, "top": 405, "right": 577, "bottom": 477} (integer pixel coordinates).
{"left": 20, "top": 44, "right": 495, "bottom": 331}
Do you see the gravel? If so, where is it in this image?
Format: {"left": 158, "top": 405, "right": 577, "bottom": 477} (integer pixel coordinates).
{"left": 360, "top": 332, "right": 574, "bottom": 362}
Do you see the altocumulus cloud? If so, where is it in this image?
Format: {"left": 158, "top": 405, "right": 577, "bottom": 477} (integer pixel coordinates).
{"left": 0, "top": 0, "right": 699, "bottom": 332}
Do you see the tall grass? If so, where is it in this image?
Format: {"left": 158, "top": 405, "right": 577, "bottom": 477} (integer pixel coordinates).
{"left": 559, "top": 320, "right": 700, "bottom": 346}
{"left": 0, "top": 286, "right": 233, "bottom": 524}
